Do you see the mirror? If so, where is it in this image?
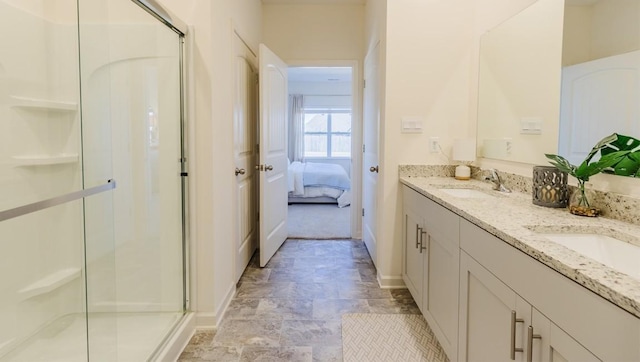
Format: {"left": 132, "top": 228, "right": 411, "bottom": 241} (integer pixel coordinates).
{"left": 477, "top": 0, "right": 640, "bottom": 168}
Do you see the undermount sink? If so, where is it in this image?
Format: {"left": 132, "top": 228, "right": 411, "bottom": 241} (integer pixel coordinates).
{"left": 540, "top": 233, "right": 640, "bottom": 279}
{"left": 438, "top": 188, "right": 493, "bottom": 199}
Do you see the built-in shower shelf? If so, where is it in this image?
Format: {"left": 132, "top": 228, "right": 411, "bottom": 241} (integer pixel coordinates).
{"left": 18, "top": 267, "right": 81, "bottom": 300}
{"left": 11, "top": 96, "right": 77, "bottom": 112}
{"left": 13, "top": 154, "right": 79, "bottom": 166}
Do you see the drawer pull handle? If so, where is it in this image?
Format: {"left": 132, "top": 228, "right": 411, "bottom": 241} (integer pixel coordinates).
{"left": 510, "top": 310, "right": 524, "bottom": 360}
{"left": 526, "top": 326, "right": 541, "bottom": 362}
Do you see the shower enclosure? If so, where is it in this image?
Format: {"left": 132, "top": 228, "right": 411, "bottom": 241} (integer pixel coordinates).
{"left": 0, "top": 0, "right": 188, "bottom": 360}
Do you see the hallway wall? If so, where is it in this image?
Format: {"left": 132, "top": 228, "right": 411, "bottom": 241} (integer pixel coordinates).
{"left": 158, "top": 0, "right": 263, "bottom": 327}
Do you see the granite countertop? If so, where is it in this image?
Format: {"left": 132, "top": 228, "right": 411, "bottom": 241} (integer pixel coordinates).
{"left": 400, "top": 176, "right": 640, "bottom": 319}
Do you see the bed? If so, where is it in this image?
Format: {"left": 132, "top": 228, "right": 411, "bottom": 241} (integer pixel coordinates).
{"left": 288, "top": 161, "right": 351, "bottom": 208}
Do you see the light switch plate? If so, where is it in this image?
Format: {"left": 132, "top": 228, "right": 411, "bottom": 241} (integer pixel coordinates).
{"left": 401, "top": 118, "right": 423, "bottom": 133}
{"left": 520, "top": 117, "right": 542, "bottom": 135}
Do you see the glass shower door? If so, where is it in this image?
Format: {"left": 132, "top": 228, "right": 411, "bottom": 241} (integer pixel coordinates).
{"left": 0, "top": 1, "right": 117, "bottom": 361}
{"left": 78, "top": 0, "right": 186, "bottom": 360}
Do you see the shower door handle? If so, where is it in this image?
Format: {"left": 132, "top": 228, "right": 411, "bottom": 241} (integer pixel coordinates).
{"left": 0, "top": 180, "right": 116, "bottom": 222}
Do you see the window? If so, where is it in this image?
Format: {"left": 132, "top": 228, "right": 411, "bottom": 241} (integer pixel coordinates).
{"left": 304, "top": 109, "right": 351, "bottom": 158}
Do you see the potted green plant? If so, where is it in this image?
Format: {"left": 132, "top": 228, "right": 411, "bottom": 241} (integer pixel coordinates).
{"left": 545, "top": 133, "right": 631, "bottom": 216}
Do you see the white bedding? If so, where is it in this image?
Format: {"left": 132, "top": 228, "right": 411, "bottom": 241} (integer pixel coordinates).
{"left": 288, "top": 161, "right": 351, "bottom": 207}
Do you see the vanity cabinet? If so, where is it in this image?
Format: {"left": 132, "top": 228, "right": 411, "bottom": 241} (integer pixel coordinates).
{"left": 402, "top": 186, "right": 459, "bottom": 360}
{"left": 459, "top": 250, "right": 598, "bottom": 362}
{"left": 401, "top": 183, "right": 640, "bottom": 362}
{"left": 459, "top": 218, "right": 640, "bottom": 362}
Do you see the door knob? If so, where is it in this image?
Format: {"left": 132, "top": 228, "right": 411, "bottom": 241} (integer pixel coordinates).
{"left": 235, "top": 168, "right": 246, "bottom": 176}
{"left": 265, "top": 165, "right": 274, "bottom": 171}
{"left": 369, "top": 166, "right": 379, "bottom": 173}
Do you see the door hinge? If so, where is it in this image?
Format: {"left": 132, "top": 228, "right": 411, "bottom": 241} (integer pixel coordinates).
{"left": 363, "top": 79, "right": 366, "bottom": 88}
{"left": 255, "top": 74, "right": 259, "bottom": 84}
{"left": 362, "top": 208, "right": 365, "bottom": 217}
{"left": 256, "top": 144, "right": 260, "bottom": 154}
{"left": 362, "top": 144, "right": 365, "bottom": 153}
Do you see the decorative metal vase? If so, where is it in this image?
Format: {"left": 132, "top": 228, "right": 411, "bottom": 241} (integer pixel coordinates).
{"left": 532, "top": 166, "right": 568, "bottom": 208}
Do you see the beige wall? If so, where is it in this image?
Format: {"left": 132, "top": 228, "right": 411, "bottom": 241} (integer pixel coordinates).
{"left": 564, "top": 0, "right": 640, "bottom": 66}
{"left": 158, "top": 0, "right": 262, "bottom": 328}
{"left": 262, "top": 3, "right": 364, "bottom": 62}
{"left": 372, "top": 0, "right": 477, "bottom": 284}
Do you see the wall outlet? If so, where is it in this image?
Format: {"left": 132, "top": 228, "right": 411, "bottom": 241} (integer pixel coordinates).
{"left": 429, "top": 137, "right": 440, "bottom": 153}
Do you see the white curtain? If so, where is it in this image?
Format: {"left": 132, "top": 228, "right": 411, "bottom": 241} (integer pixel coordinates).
{"left": 288, "top": 94, "right": 305, "bottom": 162}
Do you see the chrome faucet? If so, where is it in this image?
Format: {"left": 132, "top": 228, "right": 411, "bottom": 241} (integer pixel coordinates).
{"left": 486, "top": 169, "right": 511, "bottom": 193}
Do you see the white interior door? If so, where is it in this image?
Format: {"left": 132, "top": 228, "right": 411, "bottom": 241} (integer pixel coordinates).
{"left": 559, "top": 50, "right": 640, "bottom": 164}
{"left": 258, "top": 44, "right": 288, "bottom": 267}
{"left": 233, "top": 33, "right": 258, "bottom": 281}
{"left": 362, "top": 43, "right": 380, "bottom": 267}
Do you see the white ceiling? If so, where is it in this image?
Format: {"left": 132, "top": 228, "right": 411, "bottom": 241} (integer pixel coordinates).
{"left": 288, "top": 67, "right": 352, "bottom": 83}
{"left": 262, "top": 0, "right": 365, "bottom": 4}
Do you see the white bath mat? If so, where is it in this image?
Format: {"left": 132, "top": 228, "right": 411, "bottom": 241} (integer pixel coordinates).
{"left": 342, "top": 314, "right": 448, "bottom": 362}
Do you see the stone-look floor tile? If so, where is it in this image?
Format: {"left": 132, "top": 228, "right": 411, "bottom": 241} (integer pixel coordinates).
{"left": 292, "top": 256, "right": 336, "bottom": 269}
{"left": 178, "top": 240, "right": 425, "bottom": 359}
{"left": 312, "top": 299, "right": 370, "bottom": 320}
{"left": 185, "top": 330, "right": 215, "bottom": 345}
{"left": 236, "top": 282, "right": 292, "bottom": 299}
{"left": 212, "top": 320, "right": 282, "bottom": 347}
{"left": 314, "top": 268, "right": 361, "bottom": 283}
{"left": 312, "top": 346, "right": 343, "bottom": 362}
{"left": 358, "top": 268, "right": 378, "bottom": 282}
{"left": 239, "top": 267, "right": 271, "bottom": 283}
{"left": 367, "top": 298, "right": 421, "bottom": 314}
{"left": 239, "top": 347, "right": 312, "bottom": 362}
{"left": 269, "top": 269, "right": 316, "bottom": 283}
{"left": 334, "top": 257, "right": 373, "bottom": 269}
{"left": 256, "top": 299, "right": 313, "bottom": 320}
{"left": 338, "top": 283, "right": 393, "bottom": 299}
{"left": 290, "top": 282, "right": 340, "bottom": 299}
{"left": 280, "top": 320, "right": 342, "bottom": 347}
{"left": 390, "top": 288, "right": 416, "bottom": 301}
{"left": 352, "top": 247, "right": 372, "bottom": 259}
{"left": 177, "top": 345, "right": 242, "bottom": 361}
{"left": 223, "top": 299, "right": 260, "bottom": 319}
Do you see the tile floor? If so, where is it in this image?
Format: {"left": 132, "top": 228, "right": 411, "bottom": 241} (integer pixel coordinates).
{"left": 177, "top": 239, "right": 421, "bottom": 362}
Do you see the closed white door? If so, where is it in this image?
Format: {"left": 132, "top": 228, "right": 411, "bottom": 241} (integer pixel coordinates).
{"left": 362, "top": 42, "right": 380, "bottom": 266}
{"left": 233, "top": 33, "right": 258, "bottom": 281}
{"left": 258, "top": 44, "right": 288, "bottom": 267}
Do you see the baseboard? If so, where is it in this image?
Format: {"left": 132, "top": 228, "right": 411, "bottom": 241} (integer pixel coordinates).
{"left": 195, "top": 312, "right": 217, "bottom": 329}
{"left": 214, "top": 283, "right": 236, "bottom": 326}
{"left": 377, "top": 272, "right": 406, "bottom": 289}
{"left": 151, "top": 313, "right": 195, "bottom": 362}
{"left": 194, "top": 282, "right": 236, "bottom": 329}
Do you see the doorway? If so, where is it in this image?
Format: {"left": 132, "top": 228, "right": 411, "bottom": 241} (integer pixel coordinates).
{"left": 286, "top": 66, "right": 356, "bottom": 239}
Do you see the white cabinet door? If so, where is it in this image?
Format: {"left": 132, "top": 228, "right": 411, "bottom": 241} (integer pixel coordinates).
{"left": 459, "top": 251, "right": 531, "bottom": 362}
{"left": 423, "top": 197, "right": 460, "bottom": 361}
{"left": 531, "top": 308, "right": 601, "bottom": 362}
{"left": 402, "top": 187, "right": 425, "bottom": 307}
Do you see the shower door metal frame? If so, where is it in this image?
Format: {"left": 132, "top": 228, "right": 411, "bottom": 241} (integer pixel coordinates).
{"left": 131, "top": 0, "right": 190, "bottom": 313}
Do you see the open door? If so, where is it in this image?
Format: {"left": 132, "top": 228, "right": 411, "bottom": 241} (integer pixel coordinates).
{"left": 362, "top": 43, "right": 380, "bottom": 267}
{"left": 258, "top": 44, "right": 289, "bottom": 267}
{"left": 233, "top": 33, "right": 258, "bottom": 281}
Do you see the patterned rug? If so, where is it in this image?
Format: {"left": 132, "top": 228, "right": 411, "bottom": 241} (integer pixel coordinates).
{"left": 342, "top": 314, "right": 448, "bottom": 362}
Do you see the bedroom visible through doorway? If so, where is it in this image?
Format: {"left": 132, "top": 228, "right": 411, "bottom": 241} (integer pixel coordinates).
{"left": 287, "top": 66, "right": 353, "bottom": 238}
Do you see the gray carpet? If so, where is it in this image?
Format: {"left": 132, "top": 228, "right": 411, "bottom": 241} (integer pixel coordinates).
{"left": 342, "top": 314, "right": 448, "bottom": 362}
{"left": 287, "top": 203, "right": 351, "bottom": 239}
